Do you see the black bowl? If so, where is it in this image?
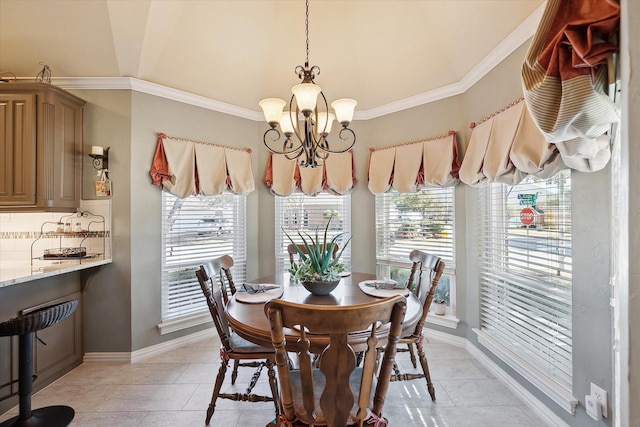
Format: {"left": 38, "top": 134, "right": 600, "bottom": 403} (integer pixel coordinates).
{"left": 301, "top": 279, "right": 340, "bottom": 296}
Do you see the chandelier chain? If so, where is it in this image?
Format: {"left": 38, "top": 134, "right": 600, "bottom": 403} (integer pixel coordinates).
{"left": 305, "top": 0, "right": 310, "bottom": 66}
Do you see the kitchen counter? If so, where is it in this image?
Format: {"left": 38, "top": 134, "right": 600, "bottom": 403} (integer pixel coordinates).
{"left": 0, "top": 258, "right": 111, "bottom": 288}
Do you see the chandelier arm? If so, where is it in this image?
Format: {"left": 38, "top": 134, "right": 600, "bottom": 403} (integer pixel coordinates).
{"left": 285, "top": 147, "right": 306, "bottom": 161}
{"left": 263, "top": 128, "right": 305, "bottom": 156}
{"left": 289, "top": 97, "right": 308, "bottom": 147}
{"left": 316, "top": 127, "right": 356, "bottom": 154}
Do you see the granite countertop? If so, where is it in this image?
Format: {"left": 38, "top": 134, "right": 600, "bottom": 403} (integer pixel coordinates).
{"left": 0, "top": 258, "right": 112, "bottom": 288}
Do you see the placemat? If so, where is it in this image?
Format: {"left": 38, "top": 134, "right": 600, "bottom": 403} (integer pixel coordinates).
{"left": 235, "top": 284, "right": 283, "bottom": 304}
{"left": 358, "top": 280, "right": 410, "bottom": 298}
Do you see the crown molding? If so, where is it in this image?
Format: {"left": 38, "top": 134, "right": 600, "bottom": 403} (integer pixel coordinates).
{"left": 16, "top": 4, "right": 543, "bottom": 123}
{"left": 28, "top": 76, "right": 263, "bottom": 121}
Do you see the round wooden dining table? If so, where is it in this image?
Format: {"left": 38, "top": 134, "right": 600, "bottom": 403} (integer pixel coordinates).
{"left": 225, "top": 272, "right": 422, "bottom": 353}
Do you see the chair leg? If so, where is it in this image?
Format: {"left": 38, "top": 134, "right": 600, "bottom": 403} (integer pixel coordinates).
{"left": 231, "top": 359, "right": 240, "bottom": 385}
{"left": 266, "top": 360, "right": 280, "bottom": 421}
{"left": 206, "top": 360, "right": 228, "bottom": 425}
{"left": 407, "top": 343, "right": 417, "bottom": 369}
{"left": 416, "top": 345, "right": 436, "bottom": 401}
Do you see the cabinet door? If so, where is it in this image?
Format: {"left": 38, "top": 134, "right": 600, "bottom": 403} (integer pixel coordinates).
{"left": 37, "top": 93, "right": 83, "bottom": 210}
{"left": 0, "top": 94, "right": 36, "bottom": 205}
{"left": 33, "top": 293, "right": 83, "bottom": 384}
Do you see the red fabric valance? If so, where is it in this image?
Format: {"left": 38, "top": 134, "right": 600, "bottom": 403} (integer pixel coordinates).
{"left": 264, "top": 151, "right": 356, "bottom": 196}
{"left": 367, "top": 131, "right": 459, "bottom": 194}
{"left": 149, "top": 133, "right": 255, "bottom": 198}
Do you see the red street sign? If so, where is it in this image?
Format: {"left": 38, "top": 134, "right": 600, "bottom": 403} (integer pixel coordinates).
{"left": 520, "top": 207, "right": 535, "bottom": 225}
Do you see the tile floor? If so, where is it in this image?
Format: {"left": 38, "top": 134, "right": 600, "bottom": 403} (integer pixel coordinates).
{"left": 0, "top": 334, "right": 549, "bottom": 426}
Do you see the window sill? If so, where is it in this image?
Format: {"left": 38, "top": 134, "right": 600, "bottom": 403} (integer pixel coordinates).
{"left": 157, "top": 312, "right": 211, "bottom": 335}
{"left": 426, "top": 312, "right": 460, "bottom": 329}
{"left": 474, "top": 328, "right": 578, "bottom": 414}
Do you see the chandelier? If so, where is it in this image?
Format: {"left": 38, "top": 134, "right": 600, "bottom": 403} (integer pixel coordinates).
{"left": 259, "top": 0, "right": 357, "bottom": 168}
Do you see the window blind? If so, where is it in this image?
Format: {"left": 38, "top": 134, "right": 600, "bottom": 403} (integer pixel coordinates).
{"left": 161, "top": 192, "right": 246, "bottom": 321}
{"left": 479, "top": 170, "right": 572, "bottom": 390}
{"left": 275, "top": 193, "right": 351, "bottom": 276}
{"left": 375, "top": 187, "right": 455, "bottom": 267}
{"left": 375, "top": 187, "right": 455, "bottom": 310}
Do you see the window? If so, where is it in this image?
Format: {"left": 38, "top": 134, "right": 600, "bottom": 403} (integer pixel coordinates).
{"left": 478, "top": 170, "right": 572, "bottom": 391}
{"left": 375, "top": 187, "right": 456, "bottom": 315}
{"left": 161, "top": 192, "right": 246, "bottom": 322}
{"left": 275, "top": 193, "right": 351, "bottom": 276}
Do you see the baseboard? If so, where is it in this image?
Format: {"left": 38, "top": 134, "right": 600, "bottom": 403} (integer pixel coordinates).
{"left": 424, "top": 328, "right": 467, "bottom": 347}
{"left": 82, "top": 352, "right": 132, "bottom": 363}
{"left": 83, "top": 328, "right": 216, "bottom": 363}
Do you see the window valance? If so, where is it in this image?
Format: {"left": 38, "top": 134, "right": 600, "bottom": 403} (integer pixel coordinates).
{"left": 264, "top": 151, "right": 356, "bottom": 196}
{"left": 367, "top": 131, "right": 459, "bottom": 194}
{"left": 521, "top": 0, "right": 619, "bottom": 172}
{"left": 459, "top": 98, "right": 566, "bottom": 187}
{"left": 149, "top": 133, "right": 255, "bottom": 198}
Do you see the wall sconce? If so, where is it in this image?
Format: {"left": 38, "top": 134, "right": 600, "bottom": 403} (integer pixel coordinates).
{"left": 89, "top": 146, "right": 109, "bottom": 177}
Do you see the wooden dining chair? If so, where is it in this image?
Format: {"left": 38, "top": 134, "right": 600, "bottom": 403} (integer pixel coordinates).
{"left": 390, "top": 249, "right": 445, "bottom": 401}
{"left": 265, "top": 295, "right": 406, "bottom": 427}
{"left": 196, "top": 257, "right": 279, "bottom": 425}
{"left": 287, "top": 243, "right": 339, "bottom": 267}
{"left": 199, "top": 255, "right": 238, "bottom": 305}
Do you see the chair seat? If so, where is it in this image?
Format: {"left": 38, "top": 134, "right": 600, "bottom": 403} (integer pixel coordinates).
{"left": 0, "top": 300, "right": 78, "bottom": 337}
{"left": 229, "top": 332, "right": 275, "bottom": 354}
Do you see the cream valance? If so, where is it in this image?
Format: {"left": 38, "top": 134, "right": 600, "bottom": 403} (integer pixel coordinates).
{"left": 149, "top": 133, "right": 255, "bottom": 198}
{"left": 459, "top": 98, "right": 566, "bottom": 186}
{"left": 264, "top": 151, "right": 356, "bottom": 196}
{"left": 367, "top": 131, "right": 459, "bottom": 194}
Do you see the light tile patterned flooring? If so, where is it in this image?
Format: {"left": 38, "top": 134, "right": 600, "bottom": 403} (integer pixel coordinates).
{"left": 0, "top": 334, "right": 549, "bottom": 426}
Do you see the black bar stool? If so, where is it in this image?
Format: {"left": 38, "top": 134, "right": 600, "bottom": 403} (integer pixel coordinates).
{"left": 0, "top": 300, "right": 78, "bottom": 427}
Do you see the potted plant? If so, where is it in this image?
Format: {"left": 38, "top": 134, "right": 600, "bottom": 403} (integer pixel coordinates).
{"left": 285, "top": 215, "right": 351, "bottom": 296}
{"left": 432, "top": 288, "right": 448, "bottom": 315}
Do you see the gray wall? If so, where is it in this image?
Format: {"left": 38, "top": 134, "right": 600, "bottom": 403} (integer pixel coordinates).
{"left": 70, "top": 27, "right": 626, "bottom": 427}
{"left": 78, "top": 89, "right": 133, "bottom": 353}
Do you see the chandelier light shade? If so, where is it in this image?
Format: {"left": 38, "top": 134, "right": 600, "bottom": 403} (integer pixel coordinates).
{"left": 259, "top": 98, "right": 287, "bottom": 126}
{"left": 259, "top": 0, "right": 357, "bottom": 168}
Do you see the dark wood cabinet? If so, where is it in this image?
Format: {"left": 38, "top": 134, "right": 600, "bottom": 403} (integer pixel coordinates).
{"left": 32, "top": 293, "right": 84, "bottom": 386}
{"left": 0, "top": 83, "right": 85, "bottom": 212}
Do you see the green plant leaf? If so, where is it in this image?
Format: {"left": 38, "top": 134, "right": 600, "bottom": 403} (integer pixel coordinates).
{"left": 283, "top": 214, "right": 350, "bottom": 282}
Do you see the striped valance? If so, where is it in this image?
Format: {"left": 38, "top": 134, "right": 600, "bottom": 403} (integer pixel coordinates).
{"left": 264, "top": 151, "right": 356, "bottom": 196}
{"left": 149, "top": 133, "right": 255, "bottom": 198}
{"left": 521, "top": 0, "right": 619, "bottom": 172}
{"left": 460, "top": 98, "right": 565, "bottom": 186}
{"left": 367, "top": 131, "right": 459, "bottom": 194}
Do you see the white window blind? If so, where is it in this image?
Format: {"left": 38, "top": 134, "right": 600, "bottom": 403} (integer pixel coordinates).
{"left": 375, "top": 187, "right": 455, "bottom": 310}
{"left": 275, "top": 193, "right": 351, "bottom": 276}
{"left": 161, "top": 192, "right": 246, "bottom": 321}
{"left": 479, "top": 170, "right": 572, "bottom": 390}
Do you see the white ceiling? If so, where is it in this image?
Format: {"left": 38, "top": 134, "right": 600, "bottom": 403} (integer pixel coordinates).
{"left": 0, "top": 0, "right": 544, "bottom": 118}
